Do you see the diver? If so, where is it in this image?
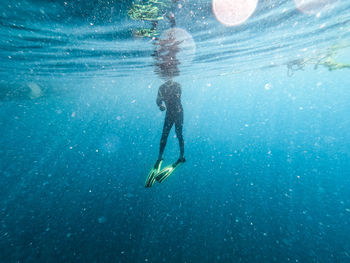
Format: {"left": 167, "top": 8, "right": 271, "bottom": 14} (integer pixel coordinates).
{"left": 156, "top": 78, "right": 185, "bottom": 163}
{"left": 145, "top": 78, "right": 185, "bottom": 187}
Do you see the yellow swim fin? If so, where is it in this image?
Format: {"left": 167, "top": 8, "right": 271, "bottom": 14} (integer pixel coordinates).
{"left": 156, "top": 158, "right": 185, "bottom": 183}
{"left": 145, "top": 159, "right": 163, "bottom": 188}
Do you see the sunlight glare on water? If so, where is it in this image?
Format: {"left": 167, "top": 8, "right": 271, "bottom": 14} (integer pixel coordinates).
{"left": 159, "top": 27, "right": 196, "bottom": 64}
{"left": 294, "top": 0, "right": 334, "bottom": 15}
{"left": 212, "top": 0, "right": 258, "bottom": 26}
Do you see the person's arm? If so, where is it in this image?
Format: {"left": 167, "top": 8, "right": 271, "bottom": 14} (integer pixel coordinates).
{"left": 175, "top": 82, "right": 181, "bottom": 98}
{"left": 156, "top": 86, "right": 166, "bottom": 111}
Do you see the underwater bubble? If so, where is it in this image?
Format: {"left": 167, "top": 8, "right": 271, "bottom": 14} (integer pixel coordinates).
{"left": 264, "top": 83, "right": 272, "bottom": 90}
{"left": 98, "top": 216, "right": 107, "bottom": 223}
{"left": 212, "top": 0, "right": 258, "bottom": 26}
{"left": 125, "top": 193, "right": 134, "bottom": 198}
{"left": 99, "top": 134, "right": 121, "bottom": 154}
{"left": 28, "top": 82, "right": 43, "bottom": 99}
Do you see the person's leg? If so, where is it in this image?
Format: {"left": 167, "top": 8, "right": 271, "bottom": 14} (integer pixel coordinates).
{"left": 158, "top": 115, "right": 174, "bottom": 160}
{"left": 175, "top": 113, "right": 184, "bottom": 160}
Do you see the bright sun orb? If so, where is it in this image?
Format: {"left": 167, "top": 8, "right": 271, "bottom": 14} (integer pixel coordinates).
{"left": 212, "top": 0, "right": 258, "bottom": 26}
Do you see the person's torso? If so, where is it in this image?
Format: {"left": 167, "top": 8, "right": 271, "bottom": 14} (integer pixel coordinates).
{"left": 160, "top": 81, "right": 182, "bottom": 112}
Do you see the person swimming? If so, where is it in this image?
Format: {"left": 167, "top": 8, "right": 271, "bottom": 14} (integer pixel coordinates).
{"left": 144, "top": 78, "right": 185, "bottom": 188}
{"left": 156, "top": 78, "right": 185, "bottom": 163}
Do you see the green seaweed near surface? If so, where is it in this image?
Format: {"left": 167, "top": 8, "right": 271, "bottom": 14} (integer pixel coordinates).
{"left": 128, "top": 0, "right": 170, "bottom": 37}
{"left": 317, "top": 44, "right": 350, "bottom": 71}
{"left": 127, "top": 0, "right": 168, "bottom": 21}
{"left": 133, "top": 28, "right": 159, "bottom": 38}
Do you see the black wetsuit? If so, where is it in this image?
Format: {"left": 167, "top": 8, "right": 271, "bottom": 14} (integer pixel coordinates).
{"left": 156, "top": 80, "right": 184, "bottom": 159}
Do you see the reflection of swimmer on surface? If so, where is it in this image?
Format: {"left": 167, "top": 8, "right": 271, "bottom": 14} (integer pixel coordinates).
{"left": 286, "top": 58, "right": 308, "bottom": 76}
{"left": 286, "top": 45, "right": 350, "bottom": 76}
{"left": 152, "top": 32, "right": 183, "bottom": 78}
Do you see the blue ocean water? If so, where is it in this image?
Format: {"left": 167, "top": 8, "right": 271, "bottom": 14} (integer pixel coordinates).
{"left": 1, "top": 0, "right": 350, "bottom": 262}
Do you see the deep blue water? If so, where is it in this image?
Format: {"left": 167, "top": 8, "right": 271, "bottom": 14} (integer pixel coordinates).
{"left": 1, "top": 0, "right": 350, "bottom": 262}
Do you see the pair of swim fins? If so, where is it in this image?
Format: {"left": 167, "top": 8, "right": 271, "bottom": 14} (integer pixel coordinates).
{"left": 145, "top": 158, "right": 185, "bottom": 188}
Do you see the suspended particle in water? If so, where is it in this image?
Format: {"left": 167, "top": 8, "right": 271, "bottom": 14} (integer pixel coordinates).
{"left": 28, "top": 82, "right": 43, "bottom": 99}
{"left": 99, "top": 134, "right": 121, "bottom": 154}
{"left": 264, "top": 83, "right": 272, "bottom": 90}
{"left": 212, "top": 0, "right": 258, "bottom": 26}
{"left": 98, "top": 216, "right": 107, "bottom": 223}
